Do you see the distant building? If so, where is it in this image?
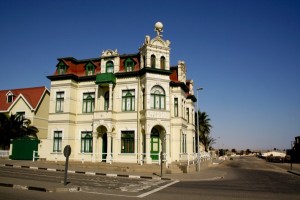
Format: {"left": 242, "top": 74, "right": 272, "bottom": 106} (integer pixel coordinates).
{"left": 0, "top": 86, "right": 50, "bottom": 139}
{"left": 39, "top": 22, "right": 197, "bottom": 164}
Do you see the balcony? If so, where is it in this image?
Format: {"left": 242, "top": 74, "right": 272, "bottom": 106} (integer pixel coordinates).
{"left": 95, "top": 73, "right": 116, "bottom": 85}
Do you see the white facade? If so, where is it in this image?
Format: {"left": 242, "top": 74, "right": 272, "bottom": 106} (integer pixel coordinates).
{"left": 40, "top": 23, "right": 197, "bottom": 164}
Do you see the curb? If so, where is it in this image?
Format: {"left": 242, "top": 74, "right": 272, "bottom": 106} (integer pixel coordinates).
{"left": 0, "top": 182, "right": 80, "bottom": 193}
{"left": 287, "top": 170, "right": 300, "bottom": 176}
{"left": 0, "top": 163, "right": 171, "bottom": 181}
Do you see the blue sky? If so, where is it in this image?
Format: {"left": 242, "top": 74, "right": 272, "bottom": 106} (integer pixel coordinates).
{"left": 1, "top": 0, "right": 299, "bottom": 150}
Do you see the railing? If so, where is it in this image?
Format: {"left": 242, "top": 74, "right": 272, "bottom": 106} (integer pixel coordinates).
{"left": 33, "top": 151, "right": 168, "bottom": 167}
{"left": 179, "top": 151, "right": 211, "bottom": 166}
{"left": 0, "top": 150, "right": 9, "bottom": 158}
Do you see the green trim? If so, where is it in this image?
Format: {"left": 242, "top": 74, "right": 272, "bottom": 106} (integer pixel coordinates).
{"left": 124, "top": 58, "right": 135, "bottom": 72}
{"left": 85, "top": 62, "right": 95, "bottom": 75}
{"left": 106, "top": 61, "right": 114, "bottom": 73}
{"left": 56, "top": 61, "right": 67, "bottom": 75}
{"left": 95, "top": 73, "right": 116, "bottom": 85}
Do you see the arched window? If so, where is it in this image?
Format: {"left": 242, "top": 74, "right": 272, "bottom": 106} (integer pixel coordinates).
{"left": 104, "top": 91, "right": 109, "bottom": 110}
{"left": 83, "top": 92, "right": 95, "bottom": 113}
{"left": 150, "top": 86, "right": 165, "bottom": 109}
{"left": 85, "top": 62, "right": 95, "bottom": 75}
{"left": 151, "top": 55, "right": 156, "bottom": 68}
{"left": 160, "top": 56, "right": 165, "bottom": 69}
{"left": 106, "top": 61, "right": 114, "bottom": 73}
{"left": 122, "top": 90, "right": 135, "bottom": 111}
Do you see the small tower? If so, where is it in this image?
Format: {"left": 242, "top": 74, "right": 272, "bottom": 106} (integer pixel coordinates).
{"left": 139, "top": 22, "right": 171, "bottom": 70}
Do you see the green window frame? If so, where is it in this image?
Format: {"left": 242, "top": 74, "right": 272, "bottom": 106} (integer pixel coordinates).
{"left": 174, "top": 98, "right": 178, "bottom": 117}
{"left": 56, "top": 91, "right": 64, "bottom": 112}
{"left": 122, "top": 90, "right": 135, "bottom": 111}
{"left": 150, "top": 86, "right": 165, "bottom": 109}
{"left": 151, "top": 55, "right": 156, "bottom": 68}
{"left": 57, "top": 62, "right": 67, "bottom": 75}
{"left": 81, "top": 131, "right": 93, "bottom": 153}
{"left": 160, "top": 56, "right": 165, "bottom": 69}
{"left": 104, "top": 91, "right": 109, "bottom": 111}
{"left": 85, "top": 63, "right": 95, "bottom": 75}
{"left": 53, "top": 131, "right": 62, "bottom": 152}
{"left": 83, "top": 92, "right": 95, "bottom": 113}
{"left": 125, "top": 58, "right": 135, "bottom": 72}
{"left": 121, "top": 131, "right": 134, "bottom": 153}
{"left": 106, "top": 61, "right": 114, "bottom": 73}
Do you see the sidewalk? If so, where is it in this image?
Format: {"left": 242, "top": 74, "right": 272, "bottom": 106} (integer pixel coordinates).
{"left": 0, "top": 158, "right": 225, "bottom": 192}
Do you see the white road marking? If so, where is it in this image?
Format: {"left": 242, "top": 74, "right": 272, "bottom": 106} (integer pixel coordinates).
{"left": 137, "top": 180, "right": 179, "bottom": 198}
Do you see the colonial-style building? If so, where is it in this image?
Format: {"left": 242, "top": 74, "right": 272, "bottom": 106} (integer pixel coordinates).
{"left": 40, "top": 22, "right": 197, "bottom": 164}
{"left": 0, "top": 86, "right": 50, "bottom": 139}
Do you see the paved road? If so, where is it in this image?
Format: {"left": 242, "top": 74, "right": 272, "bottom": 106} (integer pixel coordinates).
{"left": 0, "top": 166, "right": 174, "bottom": 197}
{"left": 143, "top": 156, "right": 300, "bottom": 200}
{"left": 0, "top": 156, "right": 299, "bottom": 200}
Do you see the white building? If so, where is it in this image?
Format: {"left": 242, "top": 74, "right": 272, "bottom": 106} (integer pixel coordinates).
{"left": 40, "top": 22, "right": 197, "bottom": 164}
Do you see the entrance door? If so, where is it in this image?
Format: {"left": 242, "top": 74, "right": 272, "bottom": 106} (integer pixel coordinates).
{"left": 151, "top": 129, "right": 160, "bottom": 160}
{"left": 102, "top": 133, "right": 107, "bottom": 161}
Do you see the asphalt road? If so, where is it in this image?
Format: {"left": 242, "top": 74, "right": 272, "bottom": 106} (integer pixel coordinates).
{"left": 0, "top": 156, "right": 299, "bottom": 200}
{"left": 144, "top": 157, "right": 300, "bottom": 200}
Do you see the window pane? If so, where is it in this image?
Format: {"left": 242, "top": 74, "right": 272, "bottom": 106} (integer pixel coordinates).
{"left": 83, "top": 92, "right": 95, "bottom": 113}
{"left": 151, "top": 95, "right": 155, "bottom": 109}
{"left": 122, "top": 90, "right": 135, "bottom": 111}
{"left": 161, "top": 96, "right": 165, "bottom": 109}
{"left": 174, "top": 98, "right": 178, "bottom": 117}
{"left": 53, "top": 131, "right": 62, "bottom": 152}
{"left": 121, "top": 131, "right": 134, "bottom": 153}
{"left": 81, "top": 132, "right": 93, "bottom": 153}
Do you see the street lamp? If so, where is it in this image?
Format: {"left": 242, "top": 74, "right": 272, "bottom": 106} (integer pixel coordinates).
{"left": 196, "top": 87, "right": 203, "bottom": 172}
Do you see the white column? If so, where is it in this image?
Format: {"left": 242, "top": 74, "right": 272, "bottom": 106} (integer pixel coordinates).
{"left": 106, "top": 132, "right": 112, "bottom": 163}
{"left": 108, "top": 84, "right": 113, "bottom": 110}
{"left": 166, "top": 133, "right": 170, "bottom": 164}
{"left": 92, "top": 132, "right": 97, "bottom": 162}
{"left": 146, "top": 133, "right": 151, "bottom": 164}
{"left": 94, "top": 85, "right": 99, "bottom": 111}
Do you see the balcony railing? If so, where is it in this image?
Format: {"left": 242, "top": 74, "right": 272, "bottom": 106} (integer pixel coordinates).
{"left": 95, "top": 73, "right": 116, "bottom": 85}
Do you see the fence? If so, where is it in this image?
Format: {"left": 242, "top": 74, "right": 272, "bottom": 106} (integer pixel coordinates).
{"left": 179, "top": 151, "right": 211, "bottom": 166}
{"left": 33, "top": 151, "right": 168, "bottom": 166}
{"left": 0, "top": 150, "right": 9, "bottom": 158}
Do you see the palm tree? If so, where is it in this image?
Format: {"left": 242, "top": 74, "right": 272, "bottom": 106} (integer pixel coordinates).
{"left": 195, "top": 111, "right": 213, "bottom": 152}
{"left": 0, "top": 113, "right": 38, "bottom": 149}
{"left": 0, "top": 113, "right": 10, "bottom": 149}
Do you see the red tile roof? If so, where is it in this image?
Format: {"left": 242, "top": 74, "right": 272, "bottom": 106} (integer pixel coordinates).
{"left": 0, "top": 86, "right": 49, "bottom": 112}
{"left": 53, "top": 58, "right": 101, "bottom": 77}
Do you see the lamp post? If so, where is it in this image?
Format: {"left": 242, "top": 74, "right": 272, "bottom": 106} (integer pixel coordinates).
{"left": 196, "top": 87, "right": 203, "bottom": 172}
{"left": 291, "top": 141, "right": 294, "bottom": 170}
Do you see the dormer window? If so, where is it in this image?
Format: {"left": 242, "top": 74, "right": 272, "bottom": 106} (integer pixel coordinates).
{"left": 106, "top": 61, "right": 114, "bottom": 73}
{"left": 125, "top": 58, "right": 135, "bottom": 72}
{"left": 7, "top": 93, "right": 13, "bottom": 103}
{"left": 57, "top": 61, "right": 67, "bottom": 75}
{"left": 85, "top": 62, "right": 95, "bottom": 76}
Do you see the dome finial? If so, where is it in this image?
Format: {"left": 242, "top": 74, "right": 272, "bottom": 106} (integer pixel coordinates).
{"left": 154, "top": 22, "right": 163, "bottom": 37}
